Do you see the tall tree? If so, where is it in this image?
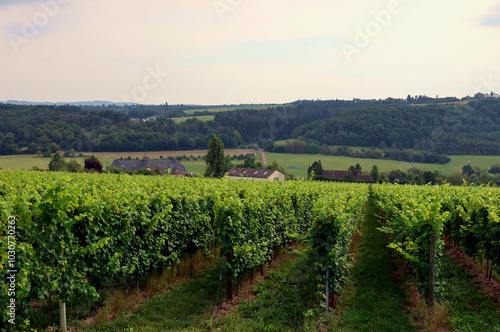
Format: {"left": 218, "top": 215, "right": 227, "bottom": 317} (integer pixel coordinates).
{"left": 307, "top": 160, "right": 323, "bottom": 178}
{"left": 205, "top": 134, "right": 226, "bottom": 178}
{"left": 462, "top": 164, "right": 475, "bottom": 177}
{"left": 48, "top": 152, "right": 67, "bottom": 172}
{"left": 349, "top": 163, "right": 362, "bottom": 175}
{"left": 370, "top": 165, "right": 380, "bottom": 183}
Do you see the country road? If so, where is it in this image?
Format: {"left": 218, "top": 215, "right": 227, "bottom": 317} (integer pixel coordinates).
{"left": 258, "top": 150, "right": 267, "bottom": 166}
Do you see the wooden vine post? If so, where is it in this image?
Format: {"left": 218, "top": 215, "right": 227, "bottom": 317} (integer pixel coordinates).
{"left": 428, "top": 234, "right": 437, "bottom": 314}
{"left": 227, "top": 252, "right": 233, "bottom": 301}
{"left": 59, "top": 299, "right": 67, "bottom": 332}
{"left": 325, "top": 269, "right": 330, "bottom": 312}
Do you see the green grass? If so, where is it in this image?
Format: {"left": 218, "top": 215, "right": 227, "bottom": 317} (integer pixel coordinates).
{"left": 183, "top": 104, "right": 283, "bottom": 115}
{"left": 216, "top": 256, "right": 318, "bottom": 331}
{"left": 2, "top": 151, "right": 498, "bottom": 177}
{"left": 265, "top": 152, "right": 465, "bottom": 178}
{"left": 439, "top": 254, "right": 500, "bottom": 331}
{"left": 88, "top": 251, "right": 316, "bottom": 332}
{"left": 0, "top": 156, "right": 92, "bottom": 171}
{"left": 181, "top": 160, "right": 206, "bottom": 174}
{"left": 329, "top": 193, "right": 416, "bottom": 331}
{"left": 448, "top": 155, "right": 500, "bottom": 166}
{"left": 0, "top": 155, "right": 206, "bottom": 174}
{"left": 89, "top": 260, "right": 227, "bottom": 332}
{"left": 172, "top": 115, "right": 215, "bottom": 123}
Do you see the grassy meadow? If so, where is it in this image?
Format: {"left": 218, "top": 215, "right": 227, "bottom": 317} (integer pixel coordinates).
{"left": 266, "top": 153, "right": 499, "bottom": 178}
{"left": 1, "top": 151, "right": 499, "bottom": 178}
{"left": 0, "top": 150, "right": 257, "bottom": 174}
{"left": 172, "top": 115, "right": 215, "bottom": 123}
{"left": 183, "top": 104, "right": 283, "bottom": 115}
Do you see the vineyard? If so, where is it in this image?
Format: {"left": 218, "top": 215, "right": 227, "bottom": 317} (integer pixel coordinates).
{"left": 373, "top": 184, "right": 500, "bottom": 293}
{"left": 1, "top": 170, "right": 500, "bottom": 331}
{"left": 0, "top": 171, "right": 367, "bottom": 330}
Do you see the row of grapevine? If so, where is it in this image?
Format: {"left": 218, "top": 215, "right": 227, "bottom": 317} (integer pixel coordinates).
{"left": 442, "top": 186, "right": 500, "bottom": 278}
{"left": 373, "top": 184, "right": 500, "bottom": 296}
{"left": 309, "top": 185, "right": 367, "bottom": 309}
{"left": 215, "top": 182, "right": 368, "bottom": 299}
{"left": 1, "top": 171, "right": 221, "bottom": 329}
{"left": 0, "top": 170, "right": 368, "bottom": 329}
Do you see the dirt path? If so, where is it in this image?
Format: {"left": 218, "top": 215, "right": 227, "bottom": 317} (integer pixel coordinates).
{"left": 450, "top": 160, "right": 493, "bottom": 164}
{"left": 331, "top": 194, "right": 417, "bottom": 331}
{"left": 257, "top": 150, "right": 267, "bottom": 166}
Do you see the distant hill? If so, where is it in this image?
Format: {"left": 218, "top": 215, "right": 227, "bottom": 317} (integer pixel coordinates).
{"left": 1, "top": 97, "right": 499, "bottom": 156}
{"left": 1, "top": 100, "right": 131, "bottom": 106}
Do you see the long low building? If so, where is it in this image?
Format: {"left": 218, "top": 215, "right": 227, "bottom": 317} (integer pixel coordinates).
{"left": 227, "top": 167, "right": 285, "bottom": 181}
{"left": 109, "top": 153, "right": 188, "bottom": 176}
{"left": 322, "top": 170, "right": 370, "bottom": 183}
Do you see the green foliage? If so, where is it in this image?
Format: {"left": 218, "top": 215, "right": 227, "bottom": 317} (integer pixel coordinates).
{"left": 48, "top": 152, "right": 67, "bottom": 171}
{"left": 442, "top": 186, "right": 500, "bottom": 269}
{"left": 241, "top": 154, "right": 264, "bottom": 169}
{"left": 439, "top": 255, "right": 500, "bottom": 330}
{"left": 489, "top": 163, "right": 500, "bottom": 174}
{"left": 0, "top": 170, "right": 372, "bottom": 328}
{"left": 135, "top": 168, "right": 155, "bottom": 176}
{"left": 332, "top": 193, "right": 416, "bottom": 331}
{"left": 348, "top": 163, "right": 362, "bottom": 175}
{"left": 235, "top": 258, "right": 318, "bottom": 331}
{"left": 370, "top": 165, "right": 380, "bottom": 183}
{"left": 462, "top": 164, "right": 475, "bottom": 176}
{"left": 66, "top": 159, "right": 83, "bottom": 173}
{"left": 205, "top": 134, "right": 226, "bottom": 178}
{"left": 308, "top": 184, "right": 367, "bottom": 296}
{"left": 374, "top": 185, "right": 450, "bottom": 293}
{"left": 105, "top": 166, "right": 124, "bottom": 174}
{"left": 307, "top": 160, "right": 323, "bottom": 178}
{"left": 373, "top": 184, "right": 500, "bottom": 296}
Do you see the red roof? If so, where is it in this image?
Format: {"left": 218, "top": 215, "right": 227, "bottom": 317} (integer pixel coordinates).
{"left": 323, "top": 170, "right": 347, "bottom": 178}
{"left": 323, "top": 170, "right": 370, "bottom": 183}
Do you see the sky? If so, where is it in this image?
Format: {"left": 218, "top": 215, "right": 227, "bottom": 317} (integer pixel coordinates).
{"left": 0, "top": 0, "right": 499, "bottom": 105}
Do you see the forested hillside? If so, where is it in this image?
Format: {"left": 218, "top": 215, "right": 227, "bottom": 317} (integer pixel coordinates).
{"left": 1, "top": 98, "right": 499, "bottom": 155}
{"left": 292, "top": 99, "right": 500, "bottom": 155}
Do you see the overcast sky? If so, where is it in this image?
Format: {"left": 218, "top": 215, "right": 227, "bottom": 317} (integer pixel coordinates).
{"left": 1, "top": 0, "right": 499, "bottom": 105}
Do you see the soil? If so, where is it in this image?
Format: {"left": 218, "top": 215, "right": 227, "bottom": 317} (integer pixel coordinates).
{"left": 445, "top": 243, "right": 500, "bottom": 309}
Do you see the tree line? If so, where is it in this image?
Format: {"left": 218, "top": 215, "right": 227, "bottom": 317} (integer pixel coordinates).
{"left": 306, "top": 159, "right": 500, "bottom": 186}
{"left": 1, "top": 97, "right": 499, "bottom": 156}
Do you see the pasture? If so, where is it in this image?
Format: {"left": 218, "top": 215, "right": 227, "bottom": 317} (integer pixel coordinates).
{"left": 1, "top": 150, "right": 498, "bottom": 178}
{"left": 183, "top": 104, "right": 283, "bottom": 115}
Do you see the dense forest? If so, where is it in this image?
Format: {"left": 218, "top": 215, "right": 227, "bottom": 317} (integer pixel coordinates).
{"left": 1, "top": 97, "right": 499, "bottom": 156}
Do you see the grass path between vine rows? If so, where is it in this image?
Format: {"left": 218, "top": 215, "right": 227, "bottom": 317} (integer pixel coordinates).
{"left": 329, "top": 193, "right": 417, "bottom": 331}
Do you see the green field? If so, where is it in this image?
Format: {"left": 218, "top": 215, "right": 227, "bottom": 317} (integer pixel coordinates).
{"left": 2, "top": 152, "right": 499, "bottom": 178}
{"left": 0, "top": 156, "right": 97, "bottom": 171}
{"left": 0, "top": 155, "right": 208, "bottom": 174}
{"left": 183, "top": 104, "right": 283, "bottom": 115}
{"left": 172, "top": 115, "right": 215, "bottom": 123}
{"left": 265, "top": 152, "right": 497, "bottom": 178}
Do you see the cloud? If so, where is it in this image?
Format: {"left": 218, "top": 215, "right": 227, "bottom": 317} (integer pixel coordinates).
{"left": 177, "top": 35, "right": 340, "bottom": 67}
{"left": 481, "top": 6, "right": 500, "bottom": 26}
{"left": 0, "top": 0, "right": 40, "bottom": 8}
{"left": 481, "top": 16, "right": 500, "bottom": 26}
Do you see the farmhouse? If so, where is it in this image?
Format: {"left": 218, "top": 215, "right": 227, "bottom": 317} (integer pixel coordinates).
{"left": 109, "top": 153, "right": 188, "bottom": 176}
{"left": 323, "top": 170, "right": 370, "bottom": 183}
{"left": 227, "top": 167, "right": 285, "bottom": 181}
